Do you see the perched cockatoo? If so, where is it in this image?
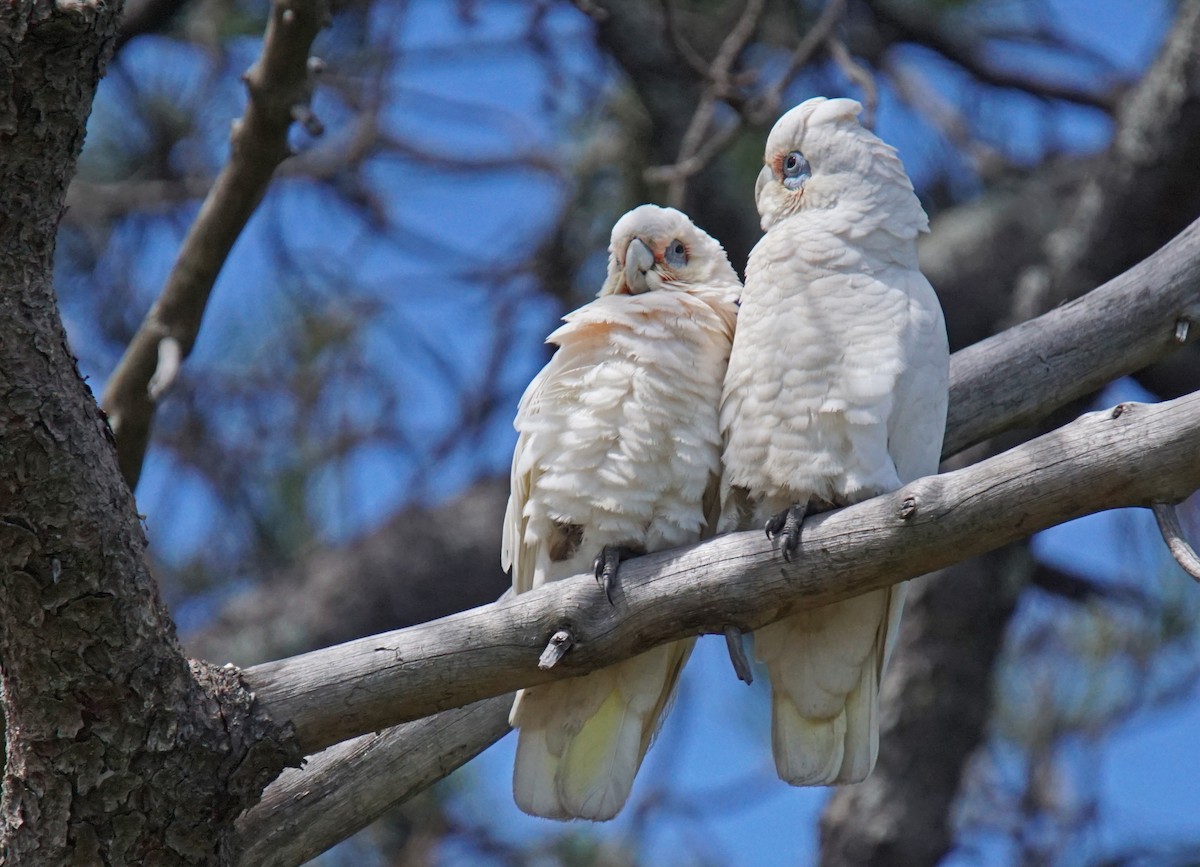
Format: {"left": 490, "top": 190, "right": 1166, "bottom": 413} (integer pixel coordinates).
{"left": 503, "top": 204, "right": 741, "bottom": 820}
{"left": 720, "top": 97, "right": 949, "bottom": 786}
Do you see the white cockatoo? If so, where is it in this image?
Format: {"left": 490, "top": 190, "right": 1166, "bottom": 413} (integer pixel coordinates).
{"left": 503, "top": 204, "right": 741, "bottom": 820}
{"left": 720, "top": 97, "right": 949, "bottom": 786}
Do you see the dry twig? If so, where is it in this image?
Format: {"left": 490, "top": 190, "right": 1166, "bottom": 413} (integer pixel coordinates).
{"left": 647, "top": 0, "right": 850, "bottom": 203}
{"left": 101, "top": 0, "right": 329, "bottom": 488}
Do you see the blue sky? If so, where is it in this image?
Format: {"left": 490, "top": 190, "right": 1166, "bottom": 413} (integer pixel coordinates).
{"left": 66, "top": 0, "right": 1200, "bottom": 864}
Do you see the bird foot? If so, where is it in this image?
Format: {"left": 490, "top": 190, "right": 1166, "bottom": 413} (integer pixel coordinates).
{"left": 765, "top": 503, "right": 806, "bottom": 562}
{"left": 593, "top": 545, "right": 642, "bottom": 604}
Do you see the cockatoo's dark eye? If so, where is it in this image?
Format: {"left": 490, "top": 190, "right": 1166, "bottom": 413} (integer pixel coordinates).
{"left": 665, "top": 239, "right": 688, "bottom": 267}
{"left": 782, "top": 150, "right": 811, "bottom": 189}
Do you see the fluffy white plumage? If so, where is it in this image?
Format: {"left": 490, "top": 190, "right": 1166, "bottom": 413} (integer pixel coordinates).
{"left": 504, "top": 204, "right": 740, "bottom": 820}
{"left": 720, "top": 96, "right": 949, "bottom": 785}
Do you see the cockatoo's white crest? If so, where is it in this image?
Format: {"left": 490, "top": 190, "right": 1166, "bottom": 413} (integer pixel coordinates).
{"left": 753, "top": 95, "right": 928, "bottom": 240}
{"left": 504, "top": 204, "right": 740, "bottom": 821}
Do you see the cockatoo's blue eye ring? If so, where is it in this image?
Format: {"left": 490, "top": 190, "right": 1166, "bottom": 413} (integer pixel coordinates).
{"left": 782, "top": 151, "right": 810, "bottom": 189}
{"left": 665, "top": 239, "right": 688, "bottom": 267}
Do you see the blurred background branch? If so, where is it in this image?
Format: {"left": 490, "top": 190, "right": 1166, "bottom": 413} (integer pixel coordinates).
{"left": 100, "top": 0, "right": 330, "bottom": 488}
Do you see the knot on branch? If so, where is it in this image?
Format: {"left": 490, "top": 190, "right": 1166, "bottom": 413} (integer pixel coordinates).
{"left": 895, "top": 476, "right": 945, "bottom": 523}
{"left": 188, "top": 660, "right": 303, "bottom": 839}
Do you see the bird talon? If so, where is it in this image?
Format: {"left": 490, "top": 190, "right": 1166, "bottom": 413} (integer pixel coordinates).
{"left": 767, "top": 503, "right": 806, "bottom": 561}
{"left": 593, "top": 545, "right": 642, "bottom": 605}
{"left": 764, "top": 510, "right": 786, "bottom": 539}
{"left": 592, "top": 550, "right": 615, "bottom": 604}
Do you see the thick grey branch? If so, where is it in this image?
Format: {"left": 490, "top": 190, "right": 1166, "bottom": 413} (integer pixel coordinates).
{"left": 244, "top": 390, "right": 1200, "bottom": 753}
{"left": 100, "top": 0, "right": 327, "bottom": 489}
{"left": 944, "top": 217, "right": 1200, "bottom": 457}
{"left": 234, "top": 695, "right": 512, "bottom": 867}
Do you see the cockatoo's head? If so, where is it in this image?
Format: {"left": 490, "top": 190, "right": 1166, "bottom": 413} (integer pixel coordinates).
{"left": 599, "top": 205, "right": 740, "bottom": 298}
{"left": 753, "top": 96, "right": 928, "bottom": 237}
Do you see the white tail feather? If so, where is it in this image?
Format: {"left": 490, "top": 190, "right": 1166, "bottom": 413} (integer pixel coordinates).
{"left": 510, "top": 640, "right": 692, "bottom": 820}
{"left": 757, "top": 585, "right": 902, "bottom": 786}
{"left": 770, "top": 693, "right": 846, "bottom": 785}
{"left": 511, "top": 719, "right": 569, "bottom": 819}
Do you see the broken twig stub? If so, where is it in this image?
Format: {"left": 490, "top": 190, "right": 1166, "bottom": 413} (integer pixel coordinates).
{"left": 537, "top": 630, "right": 573, "bottom": 670}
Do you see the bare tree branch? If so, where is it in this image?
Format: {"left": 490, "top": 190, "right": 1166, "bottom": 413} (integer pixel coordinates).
{"left": 1152, "top": 502, "right": 1200, "bottom": 581}
{"left": 646, "top": 0, "right": 848, "bottom": 202}
{"left": 245, "top": 388, "right": 1200, "bottom": 754}
{"left": 747, "top": 0, "right": 847, "bottom": 124}
{"left": 827, "top": 36, "right": 877, "bottom": 127}
{"left": 653, "top": 0, "right": 766, "bottom": 206}
{"left": 100, "top": 0, "right": 328, "bottom": 489}
{"left": 945, "top": 216, "right": 1200, "bottom": 456}
{"left": 659, "top": 0, "right": 714, "bottom": 79}
{"left": 233, "top": 695, "right": 513, "bottom": 867}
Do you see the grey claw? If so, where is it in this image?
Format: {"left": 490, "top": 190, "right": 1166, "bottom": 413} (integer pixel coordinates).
{"left": 766, "top": 503, "right": 806, "bottom": 562}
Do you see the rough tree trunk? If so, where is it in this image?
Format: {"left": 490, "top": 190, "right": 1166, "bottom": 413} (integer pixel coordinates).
{"left": 0, "top": 3, "right": 298, "bottom": 863}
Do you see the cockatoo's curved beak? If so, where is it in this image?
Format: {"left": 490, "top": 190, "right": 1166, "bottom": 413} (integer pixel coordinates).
{"left": 624, "top": 238, "right": 655, "bottom": 295}
{"left": 754, "top": 164, "right": 772, "bottom": 204}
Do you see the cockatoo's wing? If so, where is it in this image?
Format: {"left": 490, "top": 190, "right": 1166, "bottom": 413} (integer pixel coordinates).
{"left": 887, "top": 270, "right": 950, "bottom": 487}
{"left": 719, "top": 260, "right": 910, "bottom": 526}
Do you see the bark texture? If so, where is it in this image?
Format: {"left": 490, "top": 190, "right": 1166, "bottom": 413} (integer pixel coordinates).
{"left": 0, "top": 3, "right": 298, "bottom": 863}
